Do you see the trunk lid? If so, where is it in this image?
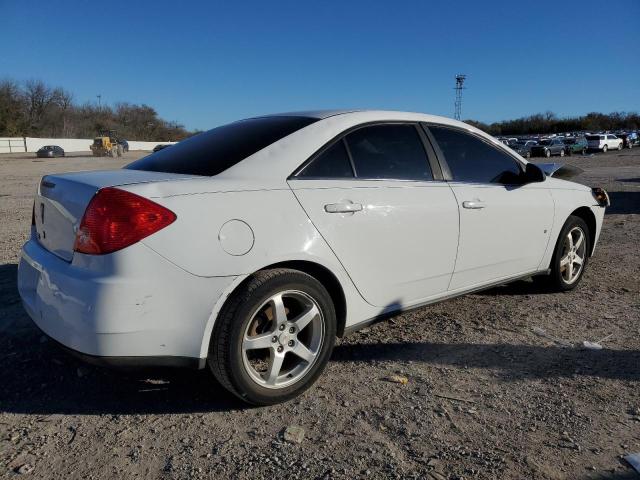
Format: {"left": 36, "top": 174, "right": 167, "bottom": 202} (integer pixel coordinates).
{"left": 34, "top": 169, "right": 197, "bottom": 261}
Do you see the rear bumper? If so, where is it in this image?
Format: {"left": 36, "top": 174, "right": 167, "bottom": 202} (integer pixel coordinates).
{"left": 18, "top": 238, "right": 236, "bottom": 365}
{"left": 37, "top": 326, "right": 205, "bottom": 369}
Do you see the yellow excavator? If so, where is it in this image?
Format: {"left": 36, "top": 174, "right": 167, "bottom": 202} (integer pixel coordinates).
{"left": 90, "top": 130, "right": 123, "bottom": 157}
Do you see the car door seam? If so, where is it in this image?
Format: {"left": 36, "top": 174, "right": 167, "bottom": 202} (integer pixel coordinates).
{"left": 285, "top": 182, "right": 377, "bottom": 307}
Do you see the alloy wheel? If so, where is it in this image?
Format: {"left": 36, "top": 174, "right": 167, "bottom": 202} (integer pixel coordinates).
{"left": 241, "top": 290, "right": 324, "bottom": 389}
{"left": 559, "top": 226, "right": 587, "bottom": 285}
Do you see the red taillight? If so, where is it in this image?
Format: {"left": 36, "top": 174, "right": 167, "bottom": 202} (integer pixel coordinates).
{"left": 73, "top": 187, "right": 176, "bottom": 255}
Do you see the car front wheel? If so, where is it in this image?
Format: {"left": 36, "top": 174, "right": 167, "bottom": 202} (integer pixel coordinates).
{"left": 603, "top": 145, "right": 608, "bottom": 152}
{"left": 560, "top": 149, "right": 565, "bottom": 157}
{"left": 209, "top": 268, "right": 336, "bottom": 405}
{"left": 538, "top": 216, "right": 590, "bottom": 292}
{"left": 545, "top": 149, "right": 551, "bottom": 158}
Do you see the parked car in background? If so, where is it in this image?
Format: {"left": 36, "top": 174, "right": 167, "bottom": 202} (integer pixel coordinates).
{"left": 563, "top": 136, "right": 588, "bottom": 155}
{"left": 36, "top": 146, "right": 65, "bottom": 158}
{"left": 512, "top": 139, "right": 537, "bottom": 158}
{"left": 586, "top": 134, "right": 623, "bottom": 152}
{"left": 153, "top": 144, "right": 171, "bottom": 152}
{"left": 118, "top": 140, "right": 129, "bottom": 153}
{"left": 615, "top": 133, "right": 635, "bottom": 149}
{"left": 530, "top": 138, "right": 566, "bottom": 158}
{"left": 17, "top": 110, "right": 608, "bottom": 405}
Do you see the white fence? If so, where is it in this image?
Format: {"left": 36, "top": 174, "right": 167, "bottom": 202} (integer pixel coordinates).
{"left": 0, "top": 137, "right": 27, "bottom": 153}
{"left": 0, "top": 137, "right": 176, "bottom": 153}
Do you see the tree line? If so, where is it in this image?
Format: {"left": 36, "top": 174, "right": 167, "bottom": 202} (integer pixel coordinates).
{"left": 0, "top": 78, "right": 193, "bottom": 141}
{"left": 2, "top": 78, "right": 638, "bottom": 141}
{"left": 466, "top": 111, "right": 640, "bottom": 136}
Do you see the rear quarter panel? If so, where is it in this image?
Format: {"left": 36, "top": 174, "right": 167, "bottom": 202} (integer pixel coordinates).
{"left": 120, "top": 182, "right": 380, "bottom": 333}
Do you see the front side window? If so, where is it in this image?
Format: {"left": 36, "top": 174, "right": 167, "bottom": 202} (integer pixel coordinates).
{"left": 297, "top": 140, "right": 354, "bottom": 178}
{"left": 344, "top": 124, "right": 433, "bottom": 180}
{"left": 428, "top": 125, "right": 523, "bottom": 184}
{"left": 126, "top": 116, "right": 318, "bottom": 176}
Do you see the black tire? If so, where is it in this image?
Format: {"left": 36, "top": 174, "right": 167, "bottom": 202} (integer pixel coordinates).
{"left": 208, "top": 268, "right": 336, "bottom": 405}
{"left": 560, "top": 149, "right": 565, "bottom": 157}
{"left": 545, "top": 149, "right": 551, "bottom": 158}
{"left": 602, "top": 144, "right": 608, "bottom": 153}
{"left": 537, "top": 215, "right": 590, "bottom": 292}
{"left": 582, "top": 148, "right": 587, "bottom": 155}
{"left": 525, "top": 151, "right": 531, "bottom": 159}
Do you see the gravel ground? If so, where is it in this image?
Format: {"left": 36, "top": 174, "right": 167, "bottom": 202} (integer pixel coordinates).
{"left": 0, "top": 149, "right": 639, "bottom": 479}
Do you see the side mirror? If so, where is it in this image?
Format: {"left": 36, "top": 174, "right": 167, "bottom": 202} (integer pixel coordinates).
{"left": 524, "top": 163, "right": 546, "bottom": 183}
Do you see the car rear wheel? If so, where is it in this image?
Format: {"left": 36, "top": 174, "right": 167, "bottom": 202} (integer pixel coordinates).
{"left": 602, "top": 144, "right": 608, "bottom": 152}
{"left": 545, "top": 149, "right": 551, "bottom": 158}
{"left": 582, "top": 148, "right": 587, "bottom": 155}
{"left": 537, "top": 215, "right": 590, "bottom": 292}
{"left": 208, "top": 268, "right": 336, "bottom": 405}
{"left": 617, "top": 143, "right": 623, "bottom": 151}
{"left": 560, "top": 149, "right": 565, "bottom": 157}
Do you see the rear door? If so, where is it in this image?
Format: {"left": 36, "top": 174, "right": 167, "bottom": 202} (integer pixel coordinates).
{"left": 288, "top": 123, "right": 459, "bottom": 308}
{"left": 425, "top": 124, "right": 554, "bottom": 291}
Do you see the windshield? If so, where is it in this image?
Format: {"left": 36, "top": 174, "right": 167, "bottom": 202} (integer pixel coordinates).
{"left": 126, "top": 116, "right": 318, "bottom": 176}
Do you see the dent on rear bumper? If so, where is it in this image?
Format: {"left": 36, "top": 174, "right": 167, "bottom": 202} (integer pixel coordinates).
{"left": 18, "top": 239, "right": 236, "bottom": 361}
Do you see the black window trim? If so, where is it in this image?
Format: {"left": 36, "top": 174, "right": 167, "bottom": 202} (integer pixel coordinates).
{"left": 290, "top": 121, "right": 444, "bottom": 182}
{"left": 422, "top": 122, "right": 527, "bottom": 186}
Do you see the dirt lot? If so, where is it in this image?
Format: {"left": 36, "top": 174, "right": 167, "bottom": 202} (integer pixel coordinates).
{"left": 0, "top": 149, "right": 639, "bottom": 479}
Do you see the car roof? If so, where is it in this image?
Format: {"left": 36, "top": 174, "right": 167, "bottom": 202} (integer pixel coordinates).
{"left": 261, "top": 109, "right": 362, "bottom": 120}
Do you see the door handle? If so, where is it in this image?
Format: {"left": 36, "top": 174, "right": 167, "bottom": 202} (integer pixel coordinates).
{"left": 462, "top": 200, "right": 485, "bottom": 209}
{"left": 324, "top": 202, "right": 363, "bottom": 213}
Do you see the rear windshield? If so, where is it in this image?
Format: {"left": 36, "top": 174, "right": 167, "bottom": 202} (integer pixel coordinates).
{"left": 564, "top": 138, "right": 576, "bottom": 144}
{"left": 126, "top": 115, "right": 318, "bottom": 176}
{"left": 586, "top": 135, "right": 602, "bottom": 140}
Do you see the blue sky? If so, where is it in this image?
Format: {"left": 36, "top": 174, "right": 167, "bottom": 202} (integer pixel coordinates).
{"left": 3, "top": 0, "right": 639, "bottom": 130}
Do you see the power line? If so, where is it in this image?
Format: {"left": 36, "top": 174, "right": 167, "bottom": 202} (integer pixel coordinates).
{"left": 454, "top": 74, "right": 466, "bottom": 120}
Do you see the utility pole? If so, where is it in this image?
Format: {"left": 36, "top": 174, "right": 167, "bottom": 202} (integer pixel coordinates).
{"left": 97, "top": 94, "right": 102, "bottom": 109}
{"left": 454, "top": 74, "right": 466, "bottom": 120}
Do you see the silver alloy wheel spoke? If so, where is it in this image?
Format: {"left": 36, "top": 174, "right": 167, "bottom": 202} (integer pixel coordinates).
{"left": 244, "top": 332, "right": 275, "bottom": 350}
{"left": 560, "top": 256, "right": 570, "bottom": 267}
{"left": 574, "top": 231, "right": 584, "bottom": 249}
{"left": 291, "top": 342, "right": 315, "bottom": 363}
{"left": 566, "top": 232, "right": 574, "bottom": 250}
{"left": 271, "top": 294, "right": 288, "bottom": 323}
{"left": 573, "top": 255, "right": 583, "bottom": 266}
{"left": 266, "top": 351, "right": 285, "bottom": 386}
{"left": 292, "top": 305, "right": 319, "bottom": 332}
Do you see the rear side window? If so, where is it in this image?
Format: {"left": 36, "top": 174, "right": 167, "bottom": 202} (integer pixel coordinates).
{"left": 428, "top": 125, "right": 522, "bottom": 184}
{"left": 345, "top": 124, "right": 433, "bottom": 180}
{"left": 297, "top": 140, "right": 354, "bottom": 178}
{"left": 126, "top": 116, "right": 318, "bottom": 176}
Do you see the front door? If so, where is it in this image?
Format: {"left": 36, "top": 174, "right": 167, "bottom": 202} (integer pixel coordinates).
{"left": 425, "top": 124, "right": 554, "bottom": 291}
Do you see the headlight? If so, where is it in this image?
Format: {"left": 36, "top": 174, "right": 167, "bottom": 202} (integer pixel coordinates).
{"left": 591, "top": 187, "right": 610, "bottom": 207}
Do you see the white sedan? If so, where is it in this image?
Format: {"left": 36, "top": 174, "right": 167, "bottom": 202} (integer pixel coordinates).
{"left": 18, "top": 110, "right": 609, "bottom": 405}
